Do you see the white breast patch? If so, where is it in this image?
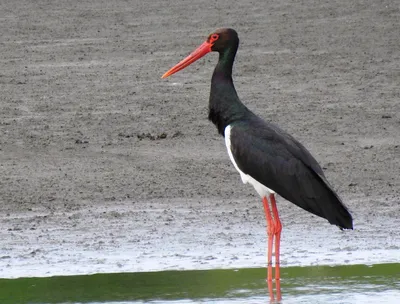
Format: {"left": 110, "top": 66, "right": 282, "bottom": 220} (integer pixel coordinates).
{"left": 224, "top": 125, "right": 275, "bottom": 198}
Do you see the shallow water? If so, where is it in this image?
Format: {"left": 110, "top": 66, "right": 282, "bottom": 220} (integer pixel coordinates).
{"left": 1, "top": 263, "right": 399, "bottom": 304}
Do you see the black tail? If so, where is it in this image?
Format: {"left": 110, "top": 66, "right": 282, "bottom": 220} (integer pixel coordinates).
{"left": 312, "top": 173, "right": 353, "bottom": 230}
{"left": 323, "top": 186, "right": 353, "bottom": 229}
{"left": 284, "top": 169, "right": 354, "bottom": 230}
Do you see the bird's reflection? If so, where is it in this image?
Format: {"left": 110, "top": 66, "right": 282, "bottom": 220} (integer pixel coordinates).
{"left": 267, "top": 278, "right": 282, "bottom": 303}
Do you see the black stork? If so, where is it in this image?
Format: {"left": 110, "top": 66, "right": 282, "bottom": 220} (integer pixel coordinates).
{"left": 162, "top": 28, "right": 353, "bottom": 301}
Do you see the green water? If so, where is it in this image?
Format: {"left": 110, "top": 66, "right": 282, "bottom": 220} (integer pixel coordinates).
{"left": 1, "top": 263, "right": 399, "bottom": 304}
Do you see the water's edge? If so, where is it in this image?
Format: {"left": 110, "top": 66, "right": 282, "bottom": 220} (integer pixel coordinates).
{"left": 1, "top": 263, "right": 399, "bottom": 304}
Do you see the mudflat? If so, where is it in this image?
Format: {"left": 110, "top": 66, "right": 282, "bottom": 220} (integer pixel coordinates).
{"left": 0, "top": 0, "right": 399, "bottom": 278}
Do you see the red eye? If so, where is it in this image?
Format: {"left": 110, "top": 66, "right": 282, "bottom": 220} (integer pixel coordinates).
{"left": 210, "top": 34, "right": 219, "bottom": 43}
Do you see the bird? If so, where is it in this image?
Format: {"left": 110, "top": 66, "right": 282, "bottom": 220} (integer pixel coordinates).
{"left": 162, "top": 28, "right": 353, "bottom": 301}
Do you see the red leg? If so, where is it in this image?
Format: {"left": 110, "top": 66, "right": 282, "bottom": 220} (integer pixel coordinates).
{"left": 270, "top": 193, "right": 282, "bottom": 301}
{"left": 275, "top": 278, "right": 282, "bottom": 302}
{"left": 262, "top": 196, "right": 275, "bottom": 300}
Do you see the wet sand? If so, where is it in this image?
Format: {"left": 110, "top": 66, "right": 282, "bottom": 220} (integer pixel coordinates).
{"left": 0, "top": 0, "right": 399, "bottom": 278}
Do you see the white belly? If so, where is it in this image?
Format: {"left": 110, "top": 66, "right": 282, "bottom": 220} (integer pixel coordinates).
{"left": 224, "top": 125, "right": 275, "bottom": 198}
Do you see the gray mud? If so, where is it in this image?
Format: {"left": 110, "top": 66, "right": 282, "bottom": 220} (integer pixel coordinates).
{"left": 0, "top": 0, "right": 399, "bottom": 278}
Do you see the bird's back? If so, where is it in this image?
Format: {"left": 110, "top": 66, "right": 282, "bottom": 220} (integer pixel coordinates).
{"left": 228, "top": 115, "right": 353, "bottom": 230}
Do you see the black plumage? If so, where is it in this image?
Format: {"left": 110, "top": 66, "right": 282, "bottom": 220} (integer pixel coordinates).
{"left": 229, "top": 119, "right": 353, "bottom": 229}
{"left": 207, "top": 28, "right": 353, "bottom": 229}
{"left": 162, "top": 28, "right": 354, "bottom": 297}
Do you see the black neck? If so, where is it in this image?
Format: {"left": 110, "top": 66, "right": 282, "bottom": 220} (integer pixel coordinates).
{"left": 208, "top": 46, "right": 252, "bottom": 136}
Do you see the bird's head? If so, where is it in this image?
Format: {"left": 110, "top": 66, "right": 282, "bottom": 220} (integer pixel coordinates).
{"left": 162, "top": 28, "right": 238, "bottom": 78}
{"left": 207, "top": 28, "right": 238, "bottom": 53}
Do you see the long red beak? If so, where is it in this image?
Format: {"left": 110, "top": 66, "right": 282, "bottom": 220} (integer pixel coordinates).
{"left": 162, "top": 40, "right": 212, "bottom": 78}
